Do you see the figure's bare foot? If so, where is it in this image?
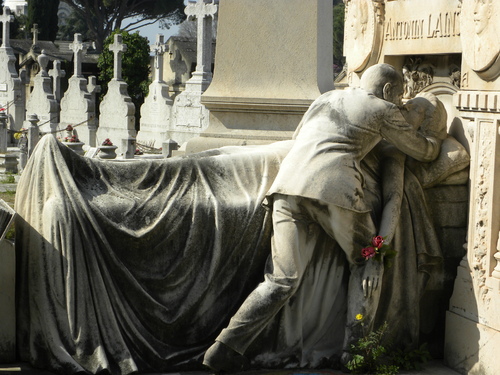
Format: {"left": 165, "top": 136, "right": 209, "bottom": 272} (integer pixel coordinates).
{"left": 203, "top": 341, "right": 249, "bottom": 373}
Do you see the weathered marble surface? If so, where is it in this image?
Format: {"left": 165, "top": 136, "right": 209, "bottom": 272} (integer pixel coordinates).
{"left": 14, "top": 124, "right": 469, "bottom": 374}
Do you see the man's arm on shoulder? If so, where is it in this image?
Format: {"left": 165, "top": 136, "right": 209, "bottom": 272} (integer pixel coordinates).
{"left": 381, "top": 107, "right": 442, "bottom": 162}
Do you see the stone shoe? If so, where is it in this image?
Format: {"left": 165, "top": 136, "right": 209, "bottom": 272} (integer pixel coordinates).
{"left": 203, "top": 341, "right": 250, "bottom": 373}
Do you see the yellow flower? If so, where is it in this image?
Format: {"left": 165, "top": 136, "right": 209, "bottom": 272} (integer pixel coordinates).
{"left": 355, "top": 314, "right": 364, "bottom": 321}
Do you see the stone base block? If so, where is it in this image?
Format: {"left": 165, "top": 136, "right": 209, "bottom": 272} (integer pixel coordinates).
{"left": 0, "top": 239, "right": 15, "bottom": 363}
{"left": 0, "top": 154, "right": 18, "bottom": 174}
{"left": 445, "top": 311, "right": 500, "bottom": 375}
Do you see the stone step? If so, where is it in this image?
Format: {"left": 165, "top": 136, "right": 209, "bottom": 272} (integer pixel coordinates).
{"left": 0, "top": 360, "right": 460, "bottom": 375}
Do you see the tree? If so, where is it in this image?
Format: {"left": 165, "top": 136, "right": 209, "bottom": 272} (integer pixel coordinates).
{"left": 26, "top": 0, "right": 59, "bottom": 41}
{"left": 61, "top": 0, "right": 185, "bottom": 51}
{"left": 98, "top": 29, "right": 151, "bottom": 130}
{"left": 57, "top": 10, "right": 92, "bottom": 41}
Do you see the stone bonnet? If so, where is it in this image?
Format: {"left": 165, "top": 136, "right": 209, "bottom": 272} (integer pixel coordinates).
{"left": 403, "top": 92, "right": 448, "bottom": 142}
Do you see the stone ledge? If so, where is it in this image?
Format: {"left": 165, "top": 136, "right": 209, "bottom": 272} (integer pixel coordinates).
{"left": 454, "top": 91, "right": 500, "bottom": 113}
{"left": 201, "top": 96, "right": 313, "bottom": 115}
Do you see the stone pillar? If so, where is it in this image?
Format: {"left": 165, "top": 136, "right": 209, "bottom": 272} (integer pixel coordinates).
{"left": 0, "top": 6, "right": 25, "bottom": 132}
{"left": 24, "top": 50, "right": 59, "bottom": 135}
{"left": 0, "top": 111, "right": 16, "bottom": 174}
{"left": 138, "top": 34, "right": 173, "bottom": 147}
{"left": 445, "top": 1, "right": 500, "bottom": 374}
{"left": 60, "top": 34, "right": 96, "bottom": 146}
{"left": 26, "top": 113, "right": 40, "bottom": 157}
{"left": 48, "top": 60, "right": 66, "bottom": 102}
{"left": 185, "top": 0, "right": 218, "bottom": 92}
{"left": 97, "top": 34, "right": 136, "bottom": 155}
{"left": 0, "top": 111, "right": 7, "bottom": 153}
{"left": 186, "top": 0, "right": 334, "bottom": 153}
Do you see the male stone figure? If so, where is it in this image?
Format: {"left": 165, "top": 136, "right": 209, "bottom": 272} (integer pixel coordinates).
{"left": 203, "top": 64, "right": 443, "bottom": 371}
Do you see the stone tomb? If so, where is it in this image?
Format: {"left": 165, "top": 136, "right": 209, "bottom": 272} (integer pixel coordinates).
{"left": 24, "top": 50, "right": 59, "bottom": 135}
{"left": 97, "top": 34, "right": 136, "bottom": 154}
{"left": 137, "top": 34, "right": 173, "bottom": 148}
{"left": 186, "top": 0, "right": 334, "bottom": 153}
{"left": 59, "top": 34, "right": 97, "bottom": 146}
{"left": 169, "top": 0, "right": 217, "bottom": 146}
{"left": 342, "top": 0, "right": 499, "bottom": 374}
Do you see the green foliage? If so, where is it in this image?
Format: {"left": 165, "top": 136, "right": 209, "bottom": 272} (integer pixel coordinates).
{"left": 347, "top": 322, "right": 431, "bottom": 375}
{"left": 333, "top": 1, "right": 345, "bottom": 69}
{"left": 389, "top": 343, "right": 433, "bottom": 371}
{"left": 98, "top": 29, "right": 151, "bottom": 129}
{"left": 26, "top": 0, "right": 59, "bottom": 41}
{"left": 57, "top": 10, "right": 92, "bottom": 41}
{"left": 60, "top": 0, "right": 185, "bottom": 51}
{"left": 1, "top": 173, "right": 15, "bottom": 184}
{"left": 10, "top": 13, "right": 28, "bottom": 40}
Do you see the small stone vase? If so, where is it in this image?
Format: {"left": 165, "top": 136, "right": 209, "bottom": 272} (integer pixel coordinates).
{"left": 62, "top": 141, "right": 85, "bottom": 156}
{"left": 98, "top": 145, "right": 118, "bottom": 159}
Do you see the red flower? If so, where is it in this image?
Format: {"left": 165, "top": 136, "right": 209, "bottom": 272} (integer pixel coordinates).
{"left": 371, "top": 236, "right": 384, "bottom": 248}
{"left": 65, "top": 124, "right": 73, "bottom": 132}
{"left": 361, "top": 246, "right": 377, "bottom": 260}
{"left": 102, "top": 138, "right": 113, "bottom": 146}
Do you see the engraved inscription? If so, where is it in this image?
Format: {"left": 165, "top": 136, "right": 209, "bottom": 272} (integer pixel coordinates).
{"left": 385, "top": 11, "right": 460, "bottom": 41}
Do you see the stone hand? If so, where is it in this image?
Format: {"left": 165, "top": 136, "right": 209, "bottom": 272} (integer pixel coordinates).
{"left": 361, "top": 259, "right": 384, "bottom": 298}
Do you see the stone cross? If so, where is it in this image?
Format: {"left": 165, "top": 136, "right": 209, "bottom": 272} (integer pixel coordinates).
{"left": 48, "top": 60, "right": 66, "bottom": 101}
{"left": 0, "top": 7, "right": 13, "bottom": 48}
{"left": 31, "top": 23, "right": 39, "bottom": 46}
{"left": 185, "top": 0, "right": 218, "bottom": 91}
{"left": 109, "top": 34, "right": 127, "bottom": 80}
{"left": 151, "top": 34, "right": 167, "bottom": 83}
{"left": 69, "top": 33, "right": 88, "bottom": 77}
{"left": 87, "top": 75, "right": 101, "bottom": 104}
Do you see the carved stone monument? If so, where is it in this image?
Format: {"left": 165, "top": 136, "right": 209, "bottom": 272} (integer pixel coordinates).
{"left": 97, "top": 34, "right": 136, "bottom": 154}
{"left": 137, "top": 34, "right": 173, "bottom": 147}
{"left": 0, "top": 6, "right": 25, "bottom": 132}
{"left": 186, "top": 0, "right": 334, "bottom": 153}
{"left": 60, "top": 34, "right": 97, "bottom": 146}
{"left": 169, "top": 0, "right": 218, "bottom": 146}
{"left": 445, "top": 1, "right": 500, "bottom": 374}
{"left": 342, "top": 1, "right": 498, "bottom": 374}
{"left": 24, "top": 50, "right": 59, "bottom": 135}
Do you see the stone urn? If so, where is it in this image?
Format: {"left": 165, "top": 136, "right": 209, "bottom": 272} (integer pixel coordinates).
{"left": 98, "top": 145, "right": 118, "bottom": 159}
{"left": 62, "top": 141, "right": 85, "bottom": 156}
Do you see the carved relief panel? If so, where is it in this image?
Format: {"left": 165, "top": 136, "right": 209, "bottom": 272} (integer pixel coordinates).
{"left": 461, "top": 0, "right": 500, "bottom": 81}
{"left": 344, "top": 0, "right": 382, "bottom": 73}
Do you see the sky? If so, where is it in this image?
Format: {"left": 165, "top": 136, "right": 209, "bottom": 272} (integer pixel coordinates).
{"left": 134, "top": 22, "right": 181, "bottom": 45}
{"left": 129, "top": 0, "right": 189, "bottom": 46}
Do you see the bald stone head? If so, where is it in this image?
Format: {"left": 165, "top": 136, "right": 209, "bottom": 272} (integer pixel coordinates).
{"left": 360, "top": 63, "right": 404, "bottom": 106}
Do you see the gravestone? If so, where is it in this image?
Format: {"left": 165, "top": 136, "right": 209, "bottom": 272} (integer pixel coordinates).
{"left": 0, "top": 6, "right": 25, "bottom": 132}
{"left": 186, "top": 0, "right": 334, "bottom": 153}
{"left": 169, "top": 0, "right": 217, "bottom": 146}
{"left": 60, "top": 34, "right": 96, "bottom": 146}
{"left": 97, "top": 34, "right": 136, "bottom": 154}
{"left": 24, "top": 50, "right": 59, "bottom": 135}
{"left": 137, "top": 34, "right": 173, "bottom": 148}
{"left": 340, "top": 0, "right": 499, "bottom": 373}
{"left": 48, "top": 60, "right": 66, "bottom": 102}
{"left": 443, "top": 0, "right": 500, "bottom": 374}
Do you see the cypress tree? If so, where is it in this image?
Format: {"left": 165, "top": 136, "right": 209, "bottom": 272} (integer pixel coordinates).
{"left": 26, "top": 0, "right": 59, "bottom": 41}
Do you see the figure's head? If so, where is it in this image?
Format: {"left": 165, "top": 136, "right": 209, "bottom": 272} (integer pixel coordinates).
{"left": 348, "top": 0, "right": 369, "bottom": 41}
{"left": 403, "top": 92, "right": 448, "bottom": 141}
{"left": 360, "top": 64, "right": 404, "bottom": 106}
{"left": 474, "top": 0, "right": 492, "bottom": 35}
